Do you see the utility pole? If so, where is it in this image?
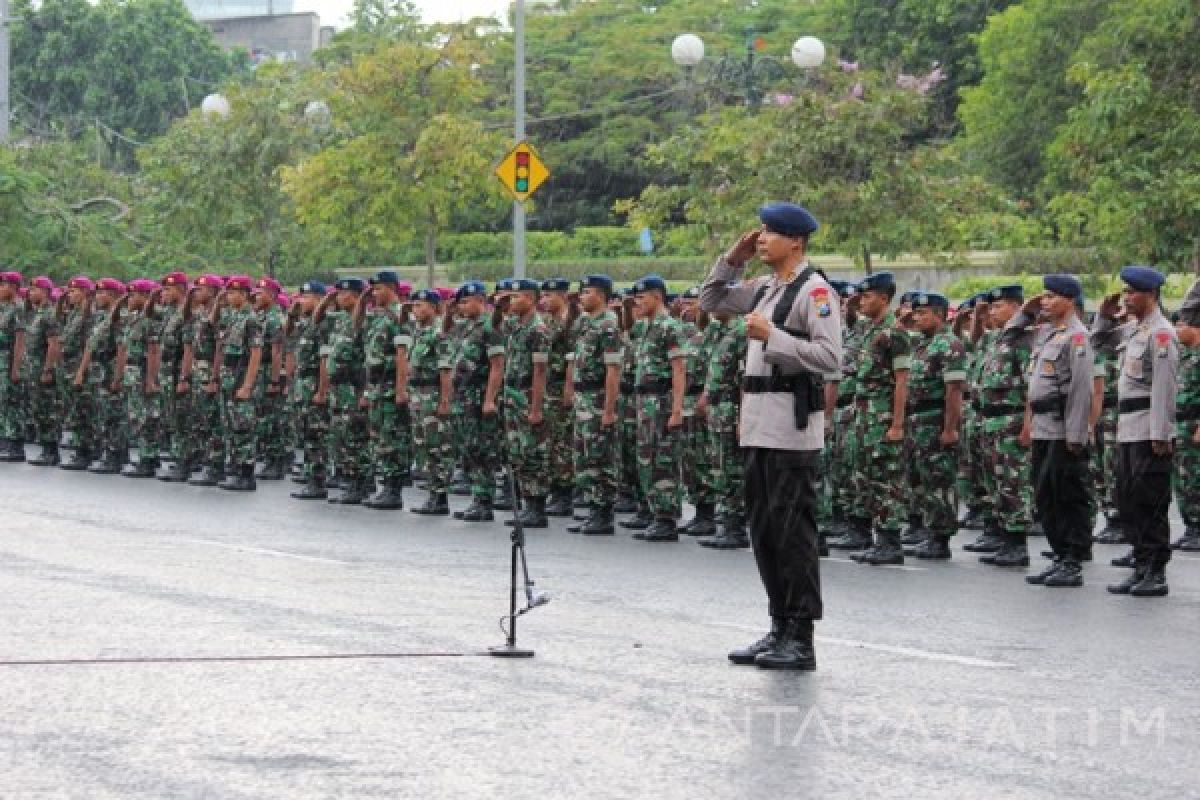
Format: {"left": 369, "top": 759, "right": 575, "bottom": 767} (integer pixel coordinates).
{"left": 512, "top": 0, "right": 526, "bottom": 279}
{"left": 1, "top": 0, "right": 10, "bottom": 145}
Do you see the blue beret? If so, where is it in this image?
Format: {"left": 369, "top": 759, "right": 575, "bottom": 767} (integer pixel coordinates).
{"left": 633, "top": 274, "right": 667, "bottom": 295}
{"left": 456, "top": 280, "right": 488, "bottom": 300}
{"left": 335, "top": 278, "right": 367, "bottom": 292}
{"left": 911, "top": 292, "right": 949, "bottom": 310}
{"left": 511, "top": 278, "right": 541, "bottom": 293}
{"left": 620, "top": 287, "right": 637, "bottom": 299}
{"left": 899, "top": 290, "right": 916, "bottom": 304}
{"left": 300, "top": 280, "right": 326, "bottom": 295}
{"left": 541, "top": 277, "right": 570, "bottom": 292}
{"left": 759, "top": 202, "right": 819, "bottom": 238}
{"left": 412, "top": 288, "right": 442, "bottom": 305}
{"left": 857, "top": 271, "right": 895, "bottom": 294}
{"left": 579, "top": 274, "right": 614, "bottom": 294}
{"left": 988, "top": 284, "right": 1024, "bottom": 302}
{"left": 495, "top": 278, "right": 516, "bottom": 292}
{"left": 828, "top": 279, "right": 855, "bottom": 298}
{"left": 371, "top": 270, "right": 400, "bottom": 286}
{"left": 1119, "top": 265, "right": 1165, "bottom": 292}
{"left": 1043, "top": 274, "right": 1083, "bottom": 300}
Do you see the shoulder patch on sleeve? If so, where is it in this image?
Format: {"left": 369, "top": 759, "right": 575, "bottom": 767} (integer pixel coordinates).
{"left": 811, "top": 287, "right": 832, "bottom": 318}
{"left": 1156, "top": 330, "right": 1171, "bottom": 357}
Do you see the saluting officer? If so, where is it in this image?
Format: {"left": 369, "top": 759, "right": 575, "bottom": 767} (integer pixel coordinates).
{"left": 1016, "top": 275, "right": 1095, "bottom": 588}
{"left": 700, "top": 203, "right": 841, "bottom": 671}
{"left": 1098, "top": 267, "right": 1179, "bottom": 598}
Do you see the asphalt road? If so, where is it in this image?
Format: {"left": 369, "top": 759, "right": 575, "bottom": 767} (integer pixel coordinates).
{"left": 1, "top": 462, "right": 1198, "bottom": 799}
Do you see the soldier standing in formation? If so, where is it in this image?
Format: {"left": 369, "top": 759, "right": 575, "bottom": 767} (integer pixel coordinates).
{"left": 0, "top": 272, "right": 25, "bottom": 461}
{"left": 360, "top": 271, "right": 413, "bottom": 510}
{"left": 23, "top": 277, "right": 61, "bottom": 466}
{"left": 1170, "top": 281, "right": 1200, "bottom": 551}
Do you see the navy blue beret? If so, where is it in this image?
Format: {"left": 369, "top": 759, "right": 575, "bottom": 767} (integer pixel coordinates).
{"left": 1043, "top": 274, "right": 1083, "bottom": 300}
{"left": 857, "top": 271, "right": 895, "bottom": 294}
{"left": 371, "top": 270, "right": 400, "bottom": 286}
{"left": 300, "top": 280, "right": 326, "bottom": 295}
{"left": 495, "top": 278, "right": 516, "bottom": 292}
{"left": 541, "top": 277, "right": 570, "bottom": 293}
{"left": 759, "top": 202, "right": 819, "bottom": 238}
{"left": 1119, "top": 265, "right": 1165, "bottom": 292}
{"left": 456, "top": 280, "right": 488, "bottom": 300}
{"left": 510, "top": 278, "right": 541, "bottom": 293}
{"left": 911, "top": 292, "right": 949, "bottom": 310}
{"left": 828, "top": 279, "right": 855, "bottom": 298}
{"left": 988, "top": 284, "right": 1024, "bottom": 302}
{"left": 633, "top": 274, "right": 667, "bottom": 295}
{"left": 579, "top": 274, "right": 614, "bottom": 294}
{"left": 899, "top": 290, "right": 916, "bottom": 304}
{"left": 412, "top": 288, "right": 442, "bottom": 305}
{"left": 335, "top": 278, "right": 367, "bottom": 292}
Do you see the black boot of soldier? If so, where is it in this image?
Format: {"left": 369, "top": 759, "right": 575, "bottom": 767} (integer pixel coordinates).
{"left": 581, "top": 506, "right": 616, "bottom": 536}
{"left": 958, "top": 507, "right": 984, "bottom": 530}
{"left": 900, "top": 514, "right": 927, "bottom": 546}
{"left": 256, "top": 458, "right": 285, "bottom": 481}
{"left": 462, "top": 497, "right": 496, "bottom": 522}
{"left": 634, "top": 517, "right": 679, "bottom": 542}
{"left": 984, "top": 534, "right": 1030, "bottom": 567}
{"left": 728, "top": 618, "right": 785, "bottom": 665}
{"left": 88, "top": 450, "right": 121, "bottom": 474}
{"left": 60, "top": 447, "right": 90, "bottom": 471}
{"left": 1094, "top": 514, "right": 1127, "bottom": 545}
{"left": 1107, "top": 565, "right": 1145, "bottom": 595}
{"left": 754, "top": 617, "right": 817, "bottom": 671}
{"left": 680, "top": 502, "right": 717, "bottom": 536}
{"left": 364, "top": 478, "right": 405, "bottom": 510}
{"left": 1043, "top": 558, "right": 1083, "bottom": 587}
{"left": 613, "top": 491, "right": 638, "bottom": 514}
{"left": 157, "top": 460, "right": 190, "bottom": 482}
{"left": 619, "top": 508, "right": 654, "bottom": 530}
{"left": 829, "top": 518, "right": 873, "bottom": 550}
{"left": 219, "top": 465, "right": 257, "bottom": 491}
{"left": 188, "top": 464, "right": 219, "bottom": 486}
{"left": 410, "top": 491, "right": 449, "bottom": 515}
{"left": 28, "top": 442, "right": 59, "bottom": 467}
{"left": 567, "top": 507, "right": 594, "bottom": 533}
{"left": 0, "top": 439, "right": 25, "bottom": 462}
{"left": 291, "top": 472, "right": 328, "bottom": 499}
{"left": 963, "top": 526, "right": 1004, "bottom": 553}
{"left": 544, "top": 490, "right": 573, "bottom": 518}
{"left": 861, "top": 532, "right": 905, "bottom": 566}
{"left": 509, "top": 496, "right": 547, "bottom": 528}
{"left": 329, "top": 478, "right": 367, "bottom": 504}
{"left": 699, "top": 515, "right": 750, "bottom": 549}
{"left": 915, "top": 534, "right": 952, "bottom": 560}
{"left": 1130, "top": 568, "right": 1169, "bottom": 598}
{"left": 121, "top": 458, "right": 156, "bottom": 478}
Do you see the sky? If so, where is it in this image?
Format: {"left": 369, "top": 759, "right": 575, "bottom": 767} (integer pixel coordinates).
{"left": 295, "top": 0, "right": 511, "bottom": 29}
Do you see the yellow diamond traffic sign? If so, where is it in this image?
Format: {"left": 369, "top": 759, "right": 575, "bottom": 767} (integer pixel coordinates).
{"left": 495, "top": 140, "right": 550, "bottom": 202}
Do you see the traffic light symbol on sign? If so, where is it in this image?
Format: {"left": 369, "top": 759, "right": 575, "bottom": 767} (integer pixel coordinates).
{"left": 515, "top": 151, "right": 530, "bottom": 193}
{"left": 495, "top": 141, "right": 549, "bottom": 201}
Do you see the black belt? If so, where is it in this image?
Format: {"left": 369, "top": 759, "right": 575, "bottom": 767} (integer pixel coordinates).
{"left": 332, "top": 368, "right": 364, "bottom": 387}
{"left": 743, "top": 375, "right": 808, "bottom": 394}
{"left": 685, "top": 386, "right": 703, "bottom": 397}
{"left": 620, "top": 381, "right": 635, "bottom": 395}
{"left": 575, "top": 379, "right": 605, "bottom": 392}
{"left": 635, "top": 380, "right": 672, "bottom": 395}
{"left": 1179, "top": 406, "right": 1200, "bottom": 422}
{"left": 455, "top": 375, "right": 488, "bottom": 389}
{"left": 297, "top": 368, "right": 319, "bottom": 380}
{"left": 707, "top": 390, "right": 737, "bottom": 404}
{"left": 836, "top": 395, "right": 854, "bottom": 408}
{"left": 409, "top": 377, "right": 439, "bottom": 388}
{"left": 1119, "top": 397, "right": 1152, "bottom": 414}
{"left": 367, "top": 364, "right": 393, "bottom": 383}
{"left": 1030, "top": 397, "right": 1065, "bottom": 415}
{"left": 981, "top": 403, "right": 1025, "bottom": 418}
{"left": 1103, "top": 394, "right": 1118, "bottom": 410}
{"left": 907, "top": 399, "right": 943, "bottom": 416}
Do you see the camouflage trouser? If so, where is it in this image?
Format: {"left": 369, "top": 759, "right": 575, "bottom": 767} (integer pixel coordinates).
{"left": 636, "top": 392, "right": 682, "bottom": 519}
{"left": 906, "top": 417, "right": 959, "bottom": 536}
{"left": 219, "top": 369, "right": 257, "bottom": 470}
{"left": 1175, "top": 422, "right": 1200, "bottom": 526}
{"left": 187, "top": 364, "right": 223, "bottom": 469}
{"left": 22, "top": 366, "right": 59, "bottom": 446}
{"left": 256, "top": 386, "right": 289, "bottom": 464}
{"left": 366, "top": 383, "right": 412, "bottom": 482}
{"left": 58, "top": 363, "right": 91, "bottom": 452}
{"left": 981, "top": 414, "right": 1032, "bottom": 535}
{"left": 618, "top": 391, "right": 642, "bottom": 503}
{"left": 411, "top": 386, "right": 453, "bottom": 494}
{"left": 0, "top": 356, "right": 23, "bottom": 440}
{"left": 863, "top": 422, "right": 906, "bottom": 534}
{"left": 502, "top": 388, "right": 549, "bottom": 499}
{"left": 158, "top": 370, "right": 189, "bottom": 462}
{"left": 833, "top": 403, "right": 864, "bottom": 522}
{"left": 572, "top": 389, "right": 618, "bottom": 507}
{"left": 544, "top": 388, "right": 574, "bottom": 494}
{"left": 328, "top": 382, "right": 370, "bottom": 485}
{"left": 818, "top": 422, "right": 835, "bottom": 526}
{"left": 291, "top": 375, "right": 328, "bottom": 480}
{"left": 1091, "top": 406, "right": 1120, "bottom": 518}
{"left": 682, "top": 398, "right": 717, "bottom": 507}
{"left": 957, "top": 406, "right": 991, "bottom": 517}
{"left": 706, "top": 399, "right": 744, "bottom": 518}
{"left": 124, "top": 366, "right": 161, "bottom": 462}
{"left": 87, "top": 360, "right": 126, "bottom": 458}
{"left": 453, "top": 388, "right": 501, "bottom": 501}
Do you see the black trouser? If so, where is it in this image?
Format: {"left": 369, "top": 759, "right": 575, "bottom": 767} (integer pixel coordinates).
{"left": 1031, "top": 439, "right": 1092, "bottom": 561}
{"left": 1117, "top": 441, "right": 1173, "bottom": 570}
{"left": 744, "top": 448, "right": 822, "bottom": 620}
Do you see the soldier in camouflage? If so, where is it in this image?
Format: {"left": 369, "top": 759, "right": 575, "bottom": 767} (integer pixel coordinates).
{"left": 154, "top": 272, "right": 191, "bottom": 481}
{"left": 500, "top": 279, "right": 552, "bottom": 527}
{"left": 1171, "top": 281, "right": 1200, "bottom": 550}
{"left": 408, "top": 289, "right": 455, "bottom": 516}
{"left": 360, "top": 271, "right": 413, "bottom": 510}
{"left": 319, "top": 278, "right": 369, "bottom": 503}
{"left": 679, "top": 288, "right": 722, "bottom": 537}
{"left": 827, "top": 287, "right": 875, "bottom": 551}
{"left": 214, "top": 276, "right": 263, "bottom": 491}
{"left": 116, "top": 280, "right": 163, "bottom": 478}
{"left": 22, "top": 277, "right": 62, "bottom": 465}
{"left": 288, "top": 282, "right": 334, "bottom": 500}
{"left": 616, "top": 293, "right": 650, "bottom": 524}
{"left": 75, "top": 279, "right": 128, "bottom": 474}
{"left": 628, "top": 275, "right": 686, "bottom": 543}
{"left": 57, "top": 277, "right": 96, "bottom": 470}
{"left": 252, "top": 278, "right": 289, "bottom": 481}
{"left": 901, "top": 292, "right": 966, "bottom": 560}
{"left": 539, "top": 279, "right": 577, "bottom": 517}
{"left": 697, "top": 313, "right": 749, "bottom": 550}
{"left": 952, "top": 295, "right": 994, "bottom": 537}
{"left": 0, "top": 272, "right": 26, "bottom": 461}
{"left": 1090, "top": 329, "right": 1126, "bottom": 543}
{"left": 181, "top": 275, "right": 226, "bottom": 485}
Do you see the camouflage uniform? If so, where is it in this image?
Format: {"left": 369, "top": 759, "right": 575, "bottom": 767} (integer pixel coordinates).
{"left": 1174, "top": 344, "right": 1200, "bottom": 531}
{"left": 84, "top": 307, "right": 127, "bottom": 464}
{"left": 255, "top": 305, "right": 288, "bottom": 470}
{"left": 503, "top": 312, "right": 552, "bottom": 499}
{"left": 682, "top": 319, "right": 721, "bottom": 509}
{"left": 121, "top": 308, "right": 162, "bottom": 465}
{"left": 703, "top": 317, "right": 747, "bottom": 520}
{"left": 157, "top": 303, "right": 189, "bottom": 465}
{"left": 832, "top": 317, "right": 870, "bottom": 528}
{"left": 958, "top": 333, "right": 994, "bottom": 525}
{"left": 634, "top": 310, "right": 685, "bottom": 519}
{"left": 0, "top": 300, "right": 23, "bottom": 443}
{"left": 58, "top": 304, "right": 92, "bottom": 455}
{"left": 853, "top": 312, "right": 913, "bottom": 538}
{"left": 325, "top": 310, "right": 370, "bottom": 492}
{"left": 409, "top": 318, "right": 454, "bottom": 494}
{"left": 542, "top": 311, "right": 575, "bottom": 500}
{"left": 1091, "top": 349, "right": 1123, "bottom": 525}
{"left": 618, "top": 319, "right": 647, "bottom": 507}
{"left": 218, "top": 305, "right": 262, "bottom": 471}
{"left": 290, "top": 313, "right": 332, "bottom": 483}
{"left": 183, "top": 309, "right": 223, "bottom": 472}
{"left": 571, "top": 309, "right": 623, "bottom": 507}
{"left": 904, "top": 327, "right": 967, "bottom": 539}
{"left": 363, "top": 304, "right": 414, "bottom": 484}
{"left": 450, "top": 315, "right": 505, "bottom": 502}
{"left": 21, "top": 301, "right": 61, "bottom": 450}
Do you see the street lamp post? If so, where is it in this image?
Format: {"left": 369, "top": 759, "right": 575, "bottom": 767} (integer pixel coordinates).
{"left": 670, "top": 30, "right": 825, "bottom": 108}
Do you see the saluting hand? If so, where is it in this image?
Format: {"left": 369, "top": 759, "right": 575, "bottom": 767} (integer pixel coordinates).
{"left": 1099, "top": 293, "right": 1121, "bottom": 318}
{"left": 1020, "top": 293, "right": 1045, "bottom": 318}
{"left": 724, "top": 230, "right": 761, "bottom": 267}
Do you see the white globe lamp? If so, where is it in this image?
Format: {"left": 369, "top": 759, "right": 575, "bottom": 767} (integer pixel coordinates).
{"left": 671, "top": 34, "right": 706, "bottom": 68}
{"left": 200, "top": 93, "right": 231, "bottom": 119}
{"left": 791, "top": 36, "right": 826, "bottom": 69}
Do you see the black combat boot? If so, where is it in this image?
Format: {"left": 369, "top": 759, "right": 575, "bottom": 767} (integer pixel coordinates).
{"left": 188, "top": 464, "right": 219, "bottom": 486}
{"left": 619, "top": 509, "right": 654, "bottom": 530}
{"left": 410, "top": 491, "right": 449, "bottom": 515}
{"left": 1042, "top": 558, "right": 1083, "bottom": 587}
{"left": 958, "top": 507, "right": 984, "bottom": 530}
{"left": 613, "top": 492, "right": 639, "bottom": 514}
{"left": 543, "top": 491, "right": 573, "bottom": 518}
{"left": 364, "top": 478, "right": 405, "bottom": 510}
{"left": 0, "top": 439, "right": 25, "bottom": 462}
{"left": 567, "top": 507, "right": 593, "bottom": 533}
{"left": 963, "top": 527, "right": 1004, "bottom": 553}
{"left": 860, "top": 531, "right": 904, "bottom": 566}
{"left": 699, "top": 515, "right": 750, "bottom": 549}
{"left": 900, "top": 514, "right": 928, "bottom": 546}
{"left": 329, "top": 478, "right": 367, "bottom": 504}
{"left": 1094, "top": 515, "right": 1127, "bottom": 545}
{"left": 1111, "top": 549, "right": 1137, "bottom": 568}
{"left": 634, "top": 517, "right": 679, "bottom": 542}
{"left": 156, "top": 460, "right": 190, "bottom": 482}
{"left": 291, "top": 473, "right": 328, "bottom": 499}
{"left": 512, "top": 496, "right": 548, "bottom": 529}
{"left": 1178, "top": 527, "right": 1200, "bottom": 552}
{"left": 754, "top": 617, "right": 817, "bottom": 671}
{"left": 219, "top": 465, "right": 256, "bottom": 491}
{"left": 914, "top": 534, "right": 952, "bottom": 560}
{"left": 983, "top": 534, "right": 1030, "bottom": 567}
{"left": 1130, "top": 568, "right": 1169, "bottom": 598}
{"left": 828, "top": 518, "right": 873, "bottom": 550}
{"left": 87, "top": 450, "right": 121, "bottom": 474}
{"left": 121, "top": 458, "right": 156, "bottom": 478}
{"left": 462, "top": 497, "right": 496, "bottom": 522}
{"left": 256, "top": 458, "right": 285, "bottom": 481}
{"left": 1106, "top": 566, "right": 1146, "bottom": 595}
{"left": 28, "top": 442, "right": 59, "bottom": 467}
{"left": 1025, "top": 558, "right": 1062, "bottom": 585}
{"left": 728, "top": 618, "right": 785, "bottom": 665}
{"left": 60, "top": 447, "right": 91, "bottom": 471}
{"left": 448, "top": 468, "right": 471, "bottom": 496}
{"left": 679, "top": 502, "right": 717, "bottom": 536}
{"left": 581, "top": 506, "right": 616, "bottom": 536}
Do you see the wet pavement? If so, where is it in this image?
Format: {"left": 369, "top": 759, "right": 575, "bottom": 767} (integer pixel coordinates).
{"left": 1, "top": 463, "right": 1198, "bottom": 799}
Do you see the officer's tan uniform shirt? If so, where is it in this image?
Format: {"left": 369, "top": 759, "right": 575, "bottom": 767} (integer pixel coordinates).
{"left": 1010, "top": 310, "right": 1094, "bottom": 444}
{"left": 699, "top": 257, "right": 842, "bottom": 451}
{"left": 1092, "top": 309, "right": 1179, "bottom": 443}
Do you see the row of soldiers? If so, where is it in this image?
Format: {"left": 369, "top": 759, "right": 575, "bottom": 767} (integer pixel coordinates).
{"left": 0, "top": 269, "right": 752, "bottom": 545}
